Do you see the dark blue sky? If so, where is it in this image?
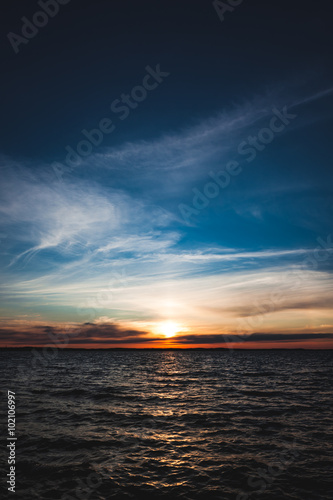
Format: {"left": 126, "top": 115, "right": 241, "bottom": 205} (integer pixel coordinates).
{"left": 1, "top": 0, "right": 332, "bottom": 159}
{"left": 1, "top": 0, "right": 333, "bottom": 347}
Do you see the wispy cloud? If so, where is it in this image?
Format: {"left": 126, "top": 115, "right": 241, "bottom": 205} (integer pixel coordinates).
{"left": 74, "top": 86, "right": 331, "bottom": 186}
{"left": 0, "top": 167, "right": 176, "bottom": 267}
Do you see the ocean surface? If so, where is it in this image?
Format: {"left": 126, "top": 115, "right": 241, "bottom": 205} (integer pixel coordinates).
{"left": 0, "top": 350, "right": 332, "bottom": 499}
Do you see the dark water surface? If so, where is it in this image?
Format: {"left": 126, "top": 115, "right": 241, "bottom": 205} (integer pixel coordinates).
{"left": 1, "top": 350, "right": 332, "bottom": 499}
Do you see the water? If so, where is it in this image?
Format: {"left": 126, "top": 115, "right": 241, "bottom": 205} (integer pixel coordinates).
{"left": 0, "top": 350, "right": 332, "bottom": 499}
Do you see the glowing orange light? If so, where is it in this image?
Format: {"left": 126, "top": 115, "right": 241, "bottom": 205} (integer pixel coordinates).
{"left": 158, "top": 321, "right": 180, "bottom": 338}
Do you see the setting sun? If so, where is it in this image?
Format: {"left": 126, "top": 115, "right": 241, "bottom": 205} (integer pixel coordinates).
{"left": 159, "top": 321, "right": 180, "bottom": 338}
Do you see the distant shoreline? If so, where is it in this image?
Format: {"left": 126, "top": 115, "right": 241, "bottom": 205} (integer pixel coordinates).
{"left": 0, "top": 347, "right": 332, "bottom": 351}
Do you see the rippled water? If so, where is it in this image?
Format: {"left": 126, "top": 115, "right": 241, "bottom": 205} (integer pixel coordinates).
{"left": 0, "top": 350, "right": 332, "bottom": 499}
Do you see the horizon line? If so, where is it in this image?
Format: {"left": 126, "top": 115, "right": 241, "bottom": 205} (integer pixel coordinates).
{"left": 1, "top": 346, "right": 332, "bottom": 351}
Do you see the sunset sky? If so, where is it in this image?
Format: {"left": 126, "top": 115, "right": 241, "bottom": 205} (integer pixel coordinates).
{"left": 1, "top": 1, "right": 333, "bottom": 348}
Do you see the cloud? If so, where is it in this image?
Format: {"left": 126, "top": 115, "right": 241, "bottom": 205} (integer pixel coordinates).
{"left": 73, "top": 86, "right": 332, "bottom": 192}
{"left": 95, "top": 99, "right": 268, "bottom": 173}
{"left": 173, "top": 333, "right": 333, "bottom": 344}
{"left": 294, "top": 86, "right": 333, "bottom": 108}
{"left": 0, "top": 322, "right": 153, "bottom": 346}
{"left": 231, "top": 296, "right": 333, "bottom": 318}
{"left": 0, "top": 164, "right": 177, "bottom": 268}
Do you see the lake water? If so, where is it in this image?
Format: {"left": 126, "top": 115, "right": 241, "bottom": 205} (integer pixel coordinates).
{"left": 0, "top": 350, "right": 332, "bottom": 499}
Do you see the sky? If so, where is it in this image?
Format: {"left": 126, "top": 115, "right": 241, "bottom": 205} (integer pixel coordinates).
{"left": 0, "top": 0, "right": 333, "bottom": 348}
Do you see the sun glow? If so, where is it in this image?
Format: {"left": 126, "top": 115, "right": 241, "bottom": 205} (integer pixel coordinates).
{"left": 158, "top": 321, "right": 181, "bottom": 338}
